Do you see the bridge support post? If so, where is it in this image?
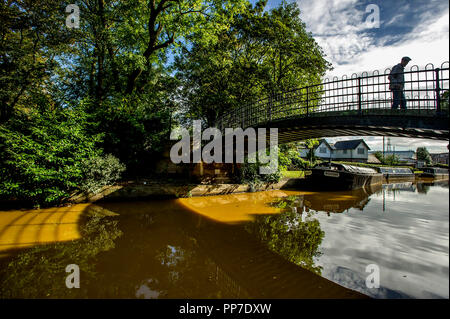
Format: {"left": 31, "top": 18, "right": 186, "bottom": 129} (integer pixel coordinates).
{"left": 435, "top": 68, "right": 441, "bottom": 114}
{"left": 358, "top": 77, "right": 362, "bottom": 115}
{"left": 306, "top": 87, "right": 309, "bottom": 117}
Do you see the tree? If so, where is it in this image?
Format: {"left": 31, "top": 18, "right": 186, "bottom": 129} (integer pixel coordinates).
{"left": 373, "top": 151, "right": 399, "bottom": 166}
{"left": 61, "top": 0, "right": 248, "bottom": 102}
{"left": 373, "top": 151, "right": 384, "bottom": 163}
{"left": 440, "top": 90, "right": 449, "bottom": 113}
{"left": 56, "top": 0, "right": 250, "bottom": 173}
{"left": 416, "top": 147, "right": 432, "bottom": 165}
{"left": 0, "top": 106, "right": 103, "bottom": 205}
{"left": 175, "top": 0, "right": 330, "bottom": 126}
{"left": 0, "top": 1, "right": 74, "bottom": 122}
{"left": 304, "top": 139, "right": 319, "bottom": 165}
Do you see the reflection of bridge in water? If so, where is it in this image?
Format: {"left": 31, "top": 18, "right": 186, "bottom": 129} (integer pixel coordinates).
{"left": 216, "top": 62, "right": 449, "bottom": 142}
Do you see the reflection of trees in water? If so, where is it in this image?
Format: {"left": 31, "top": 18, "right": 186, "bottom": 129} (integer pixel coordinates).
{"left": 417, "top": 179, "right": 449, "bottom": 193}
{"left": 246, "top": 198, "right": 324, "bottom": 275}
{"left": 0, "top": 210, "right": 122, "bottom": 298}
{"left": 245, "top": 188, "right": 379, "bottom": 276}
{"left": 0, "top": 204, "right": 233, "bottom": 298}
{"left": 82, "top": 210, "right": 216, "bottom": 299}
{"left": 273, "top": 189, "right": 373, "bottom": 215}
{"left": 416, "top": 182, "right": 431, "bottom": 194}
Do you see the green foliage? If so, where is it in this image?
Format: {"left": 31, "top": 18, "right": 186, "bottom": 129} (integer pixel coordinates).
{"left": 440, "top": 90, "right": 449, "bottom": 112}
{"left": 302, "top": 139, "right": 319, "bottom": 165}
{"left": 279, "top": 142, "right": 313, "bottom": 170}
{"left": 175, "top": 1, "right": 330, "bottom": 125}
{"left": 281, "top": 170, "right": 305, "bottom": 178}
{"left": 383, "top": 154, "right": 400, "bottom": 166}
{"left": 89, "top": 93, "right": 173, "bottom": 176}
{"left": 416, "top": 147, "right": 432, "bottom": 165}
{"left": 291, "top": 157, "right": 314, "bottom": 170}
{"left": 80, "top": 154, "right": 126, "bottom": 194}
{"left": 373, "top": 151, "right": 400, "bottom": 166}
{"left": 1, "top": 0, "right": 332, "bottom": 204}
{"left": 236, "top": 153, "right": 282, "bottom": 189}
{"left": 0, "top": 108, "right": 104, "bottom": 205}
{"left": 373, "top": 151, "right": 383, "bottom": 163}
{"left": 0, "top": 1, "right": 75, "bottom": 122}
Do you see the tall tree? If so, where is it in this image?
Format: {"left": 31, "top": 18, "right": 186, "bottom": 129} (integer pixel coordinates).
{"left": 0, "top": 1, "right": 74, "bottom": 122}
{"left": 175, "top": 0, "right": 331, "bottom": 126}
{"left": 59, "top": 0, "right": 248, "bottom": 103}
{"left": 416, "top": 147, "right": 432, "bottom": 165}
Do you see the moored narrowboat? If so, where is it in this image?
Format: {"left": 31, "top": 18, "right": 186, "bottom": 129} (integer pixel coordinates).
{"left": 419, "top": 167, "right": 449, "bottom": 179}
{"left": 307, "top": 163, "right": 383, "bottom": 191}
{"left": 376, "top": 167, "right": 415, "bottom": 182}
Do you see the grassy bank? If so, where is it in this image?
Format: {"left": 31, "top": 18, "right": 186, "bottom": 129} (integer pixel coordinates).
{"left": 282, "top": 171, "right": 307, "bottom": 178}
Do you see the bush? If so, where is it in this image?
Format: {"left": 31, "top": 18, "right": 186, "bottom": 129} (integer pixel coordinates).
{"left": 79, "top": 154, "right": 126, "bottom": 194}
{"left": 237, "top": 155, "right": 282, "bottom": 189}
{"left": 291, "top": 156, "right": 313, "bottom": 169}
{"left": 90, "top": 95, "right": 171, "bottom": 177}
{"left": 0, "top": 106, "right": 125, "bottom": 206}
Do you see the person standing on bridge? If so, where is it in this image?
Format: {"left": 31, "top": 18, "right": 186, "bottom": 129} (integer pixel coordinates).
{"left": 388, "top": 57, "right": 411, "bottom": 110}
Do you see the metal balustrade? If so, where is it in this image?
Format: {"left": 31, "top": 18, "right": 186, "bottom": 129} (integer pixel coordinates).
{"left": 215, "top": 62, "right": 449, "bottom": 131}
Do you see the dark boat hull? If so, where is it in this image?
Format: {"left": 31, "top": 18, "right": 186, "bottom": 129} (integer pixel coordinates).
{"left": 309, "top": 168, "right": 383, "bottom": 191}
{"left": 384, "top": 174, "right": 415, "bottom": 182}
{"left": 419, "top": 173, "right": 449, "bottom": 179}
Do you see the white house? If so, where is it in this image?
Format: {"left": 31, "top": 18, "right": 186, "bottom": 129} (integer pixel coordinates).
{"left": 299, "top": 139, "right": 371, "bottom": 163}
{"left": 299, "top": 139, "right": 331, "bottom": 159}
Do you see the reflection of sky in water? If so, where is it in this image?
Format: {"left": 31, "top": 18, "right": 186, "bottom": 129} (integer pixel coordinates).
{"left": 313, "top": 183, "right": 449, "bottom": 298}
{"left": 135, "top": 278, "right": 161, "bottom": 299}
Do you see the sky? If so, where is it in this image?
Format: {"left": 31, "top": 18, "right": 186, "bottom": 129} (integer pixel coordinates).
{"left": 258, "top": 0, "right": 449, "bottom": 153}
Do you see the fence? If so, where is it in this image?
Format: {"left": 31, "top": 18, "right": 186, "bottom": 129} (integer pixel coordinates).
{"left": 215, "top": 62, "right": 449, "bottom": 130}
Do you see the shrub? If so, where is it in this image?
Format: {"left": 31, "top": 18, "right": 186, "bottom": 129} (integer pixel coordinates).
{"left": 291, "top": 156, "right": 313, "bottom": 169}
{"left": 0, "top": 107, "right": 115, "bottom": 206}
{"left": 236, "top": 152, "right": 283, "bottom": 189}
{"left": 79, "top": 154, "right": 126, "bottom": 194}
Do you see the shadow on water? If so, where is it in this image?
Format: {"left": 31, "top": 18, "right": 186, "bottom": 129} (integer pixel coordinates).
{"left": 0, "top": 204, "right": 122, "bottom": 298}
{"left": 0, "top": 197, "right": 367, "bottom": 298}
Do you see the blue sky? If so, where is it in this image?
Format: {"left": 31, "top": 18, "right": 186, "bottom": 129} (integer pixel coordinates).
{"left": 256, "top": 0, "right": 449, "bottom": 152}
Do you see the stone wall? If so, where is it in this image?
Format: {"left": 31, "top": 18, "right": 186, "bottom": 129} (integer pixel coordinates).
{"left": 69, "top": 178, "right": 304, "bottom": 203}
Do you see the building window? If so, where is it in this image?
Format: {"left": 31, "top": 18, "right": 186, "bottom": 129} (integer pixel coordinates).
{"left": 320, "top": 147, "right": 327, "bottom": 154}
{"left": 357, "top": 148, "right": 365, "bottom": 155}
{"left": 343, "top": 150, "right": 347, "bottom": 154}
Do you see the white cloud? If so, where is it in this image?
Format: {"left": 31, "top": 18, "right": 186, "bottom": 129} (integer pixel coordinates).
{"left": 328, "top": 12, "right": 449, "bottom": 77}
{"left": 297, "top": 0, "right": 374, "bottom": 67}
{"left": 295, "top": 0, "right": 449, "bottom": 151}
{"left": 296, "top": 0, "right": 449, "bottom": 77}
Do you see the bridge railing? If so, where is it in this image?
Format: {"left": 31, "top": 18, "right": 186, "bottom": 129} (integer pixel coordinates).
{"left": 215, "top": 62, "right": 449, "bottom": 130}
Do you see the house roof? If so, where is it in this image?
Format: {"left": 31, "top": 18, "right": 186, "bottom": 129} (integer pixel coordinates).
{"left": 367, "top": 154, "right": 382, "bottom": 164}
{"left": 317, "top": 139, "right": 333, "bottom": 150}
{"left": 333, "top": 139, "right": 370, "bottom": 150}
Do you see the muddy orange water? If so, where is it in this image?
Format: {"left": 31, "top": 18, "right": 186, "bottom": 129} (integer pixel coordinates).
{"left": 0, "top": 180, "right": 448, "bottom": 298}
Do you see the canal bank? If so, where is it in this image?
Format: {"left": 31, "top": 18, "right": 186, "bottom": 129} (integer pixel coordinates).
{"left": 67, "top": 178, "right": 306, "bottom": 203}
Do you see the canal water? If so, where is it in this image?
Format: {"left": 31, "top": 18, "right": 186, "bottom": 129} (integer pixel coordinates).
{"left": 0, "top": 179, "right": 448, "bottom": 298}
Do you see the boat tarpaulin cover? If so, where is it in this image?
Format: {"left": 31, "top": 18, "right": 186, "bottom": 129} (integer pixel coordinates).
{"left": 340, "top": 164, "right": 378, "bottom": 174}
